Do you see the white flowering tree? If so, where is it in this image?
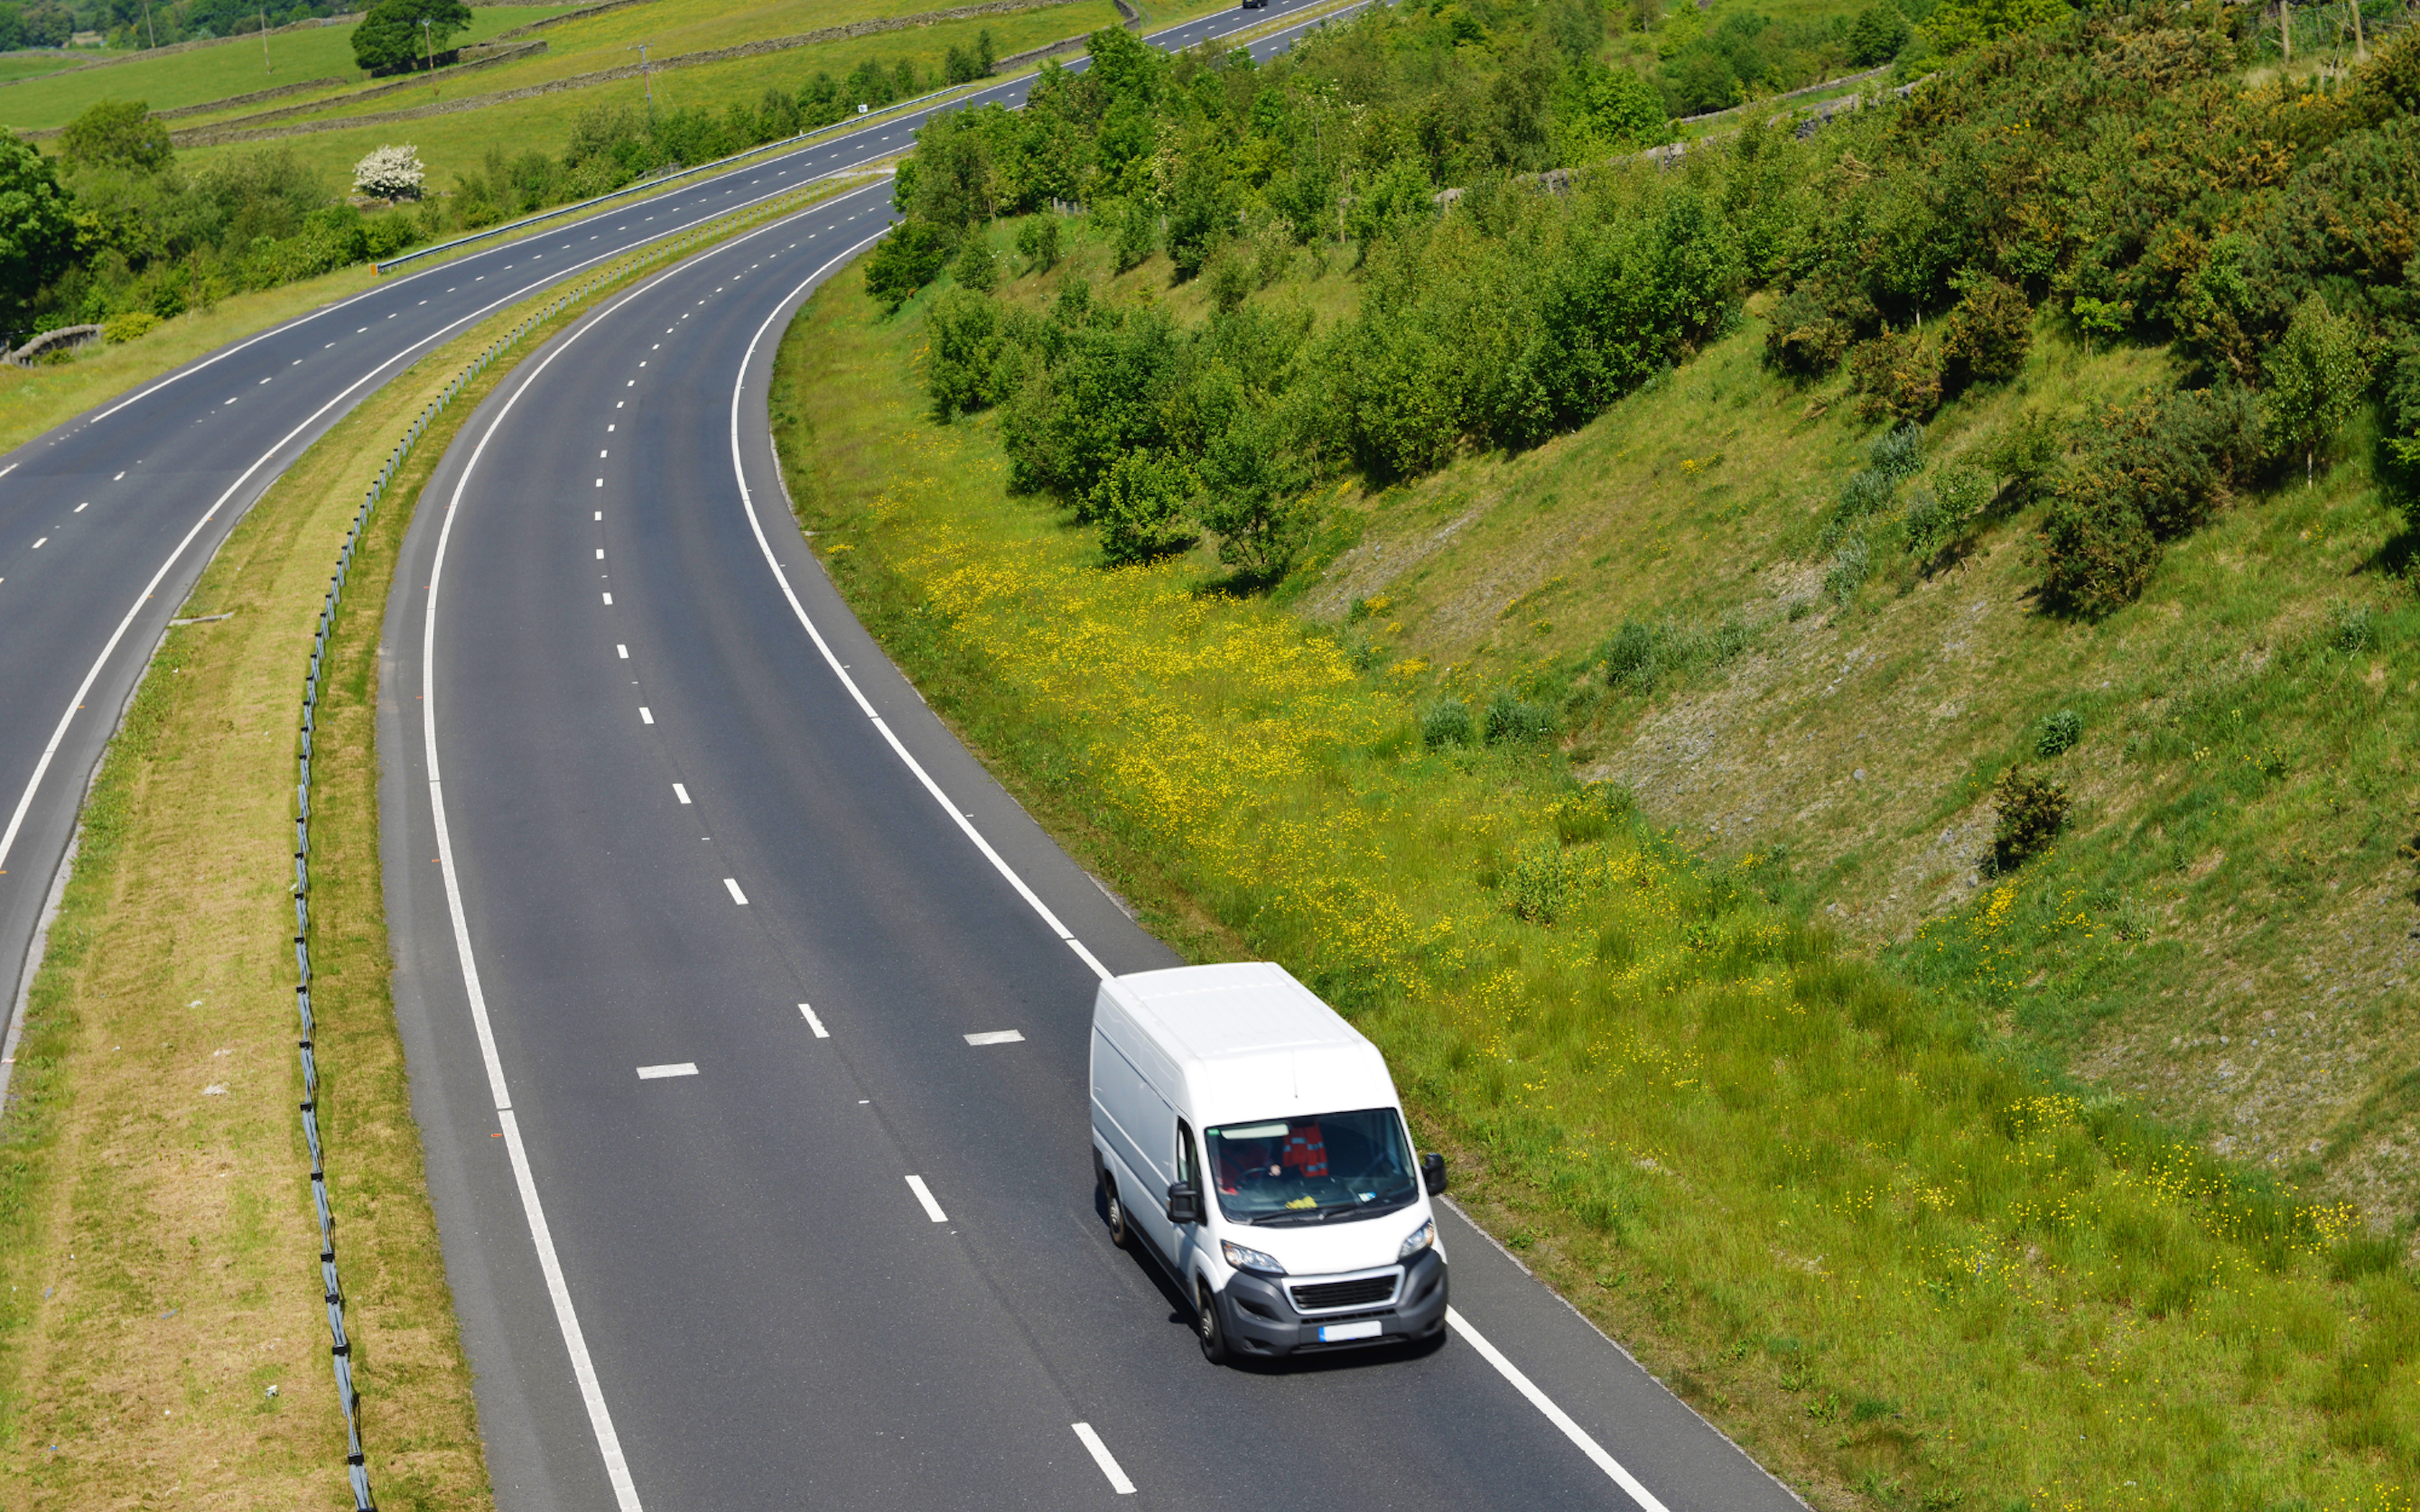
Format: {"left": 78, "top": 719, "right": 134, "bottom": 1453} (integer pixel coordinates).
{"left": 353, "top": 144, "right": 425, "bottom": 201}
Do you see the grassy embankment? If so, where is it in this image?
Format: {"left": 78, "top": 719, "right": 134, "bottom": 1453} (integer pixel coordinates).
{"left": 771, "top": 218, "right": 2420, "bottom": 1511}
{"left": 0, "top": 163, "right": 881, "bottom": 1510}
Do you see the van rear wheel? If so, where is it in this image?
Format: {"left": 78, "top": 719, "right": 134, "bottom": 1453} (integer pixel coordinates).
{"left": 1103, "top": 1176, "right": 1131, "bottom": 1249}
{"left": 1196, "top": 1280, "right": 1231, "bottom": 1366}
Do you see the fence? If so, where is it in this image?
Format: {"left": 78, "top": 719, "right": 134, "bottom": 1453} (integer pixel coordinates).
{"left": 297, "top": 170, "right": 878, "bottom": 1510}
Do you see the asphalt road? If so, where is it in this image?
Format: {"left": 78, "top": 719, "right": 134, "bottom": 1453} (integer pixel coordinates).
{"left": 376, "top": 162, "right": 1810, "bottom": 1512}
{"left": 0, "top": 0, "right": 1352, "bottom": 1064}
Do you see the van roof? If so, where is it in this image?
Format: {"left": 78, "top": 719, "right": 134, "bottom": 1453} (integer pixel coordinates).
{"left": 1101, "top": 963, "right": 1399, "bottom": 1125}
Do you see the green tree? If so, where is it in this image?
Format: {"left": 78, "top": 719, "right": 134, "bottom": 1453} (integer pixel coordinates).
{"left": 0, "top": 135, "right": 76, "bottom": 323}
{"left": 1092, "top": 449, "right": 1196, "bottom": 564}
{"left": 1164, "top": 146, "right": 1232, "bottom": 280}
{"left": 1196, "top": 409, "right": 1314, "bottom": 580}
{"left": 926, "top": 288, "right": 1005, "bottom": 421}
{"left": 351, "top": 0, "right": 472, "bottom": 74}
{"left": 2264, "top": 291, "right": 2372, "bottom": 486}
{"left": 1847, "top": 3, "right": 1911, "bottom": 65}
{"left": 863, "top": 219, "right": 949, "bottom": 311}
{"left": 59, "top": 99, "right": 172, "bottom": 175}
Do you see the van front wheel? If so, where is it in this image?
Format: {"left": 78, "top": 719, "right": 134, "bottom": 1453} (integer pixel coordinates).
{"left": 1196, "top": 1280, "right": 1232, "bottom": 1366}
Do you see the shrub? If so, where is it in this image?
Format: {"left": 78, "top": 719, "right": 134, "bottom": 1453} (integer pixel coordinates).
{"left": 1111, "top": 198, "right": 1157, "bottom": 273}
{"left": 2034, "top": 488, "right": 2158, "bottom": 617}
{"left": 864, "top": 219, "right": 949, "bottom": 311}
{"left": 954, "top": 237, "right": 998, "bottom": 292}
{"left": 1421, "top": 700, "right": 1475, "bottom": 750}
{"left": 1196, "top": 410, "right": 1315, "bottom": 580}
{"left": 1551, "top": 780, "right": 1635, "bottom": 844}
{"left": 1849, "top": 327, "right": 1941, "bottom": 422}
{"left": 1978, "top": 409, "right": 2063, "bottom": 500}
{"left": 2332, "top": 600, "right": 2375, "bottom": 655}
{"left": 1507, "top": 839, "right": 1571, "bottom": 923}
{"left": 2035, "top": 709, "right": 2081, "bottom": 757}
{"left": 352, "top": 144, "right": 425, "bottom": 201}
{"left": 1484, "top": 689, "right": 1557, "bottom": 746}
{"left": 1870, "top": 421, "right": 1926, "bottom": 481}
{"left": 102, "top": 310, "right": 158, "bottom": 343}
{"left": 1904, "top": 462, "right": 1992, "bottom": 557}
{"left": 1205, "top": 248, "right": 1252, "bottom": 314}
{"left": 2083, "top": 385, "right": 2263, "bottom": 540}
{"left": 1941, "top": 278, "right": 2032, "bottom": 389}
{"left": 926, "top": 288, "right": 1006, "bottom": 421}
{"left": 1091, "top": 449, "right": 1196, "bottom": 564}
{"left": 1825, "top": 533, "right": 1872, "bottom": 606}
{"left": 1014, "top": 216, "right": 1061, "bottom": 273}
{"left": 1765, "top": 285, "right": 1853, "bottom": 376}
{"left": 1990, "top": 767, "right": 2070, "bottom": 872}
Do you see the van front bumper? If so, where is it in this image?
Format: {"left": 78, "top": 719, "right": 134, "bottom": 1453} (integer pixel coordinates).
{"left": 1216, "top": 1248, "right": 1447, "bottom": 1358}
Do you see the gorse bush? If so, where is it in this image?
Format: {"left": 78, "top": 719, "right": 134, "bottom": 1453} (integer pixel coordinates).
{"left": 1940, "top": 276, "right": 2033, "bottom": 389}
{"left": 1990, "top": 767, "right": 2070, "bottom": 871}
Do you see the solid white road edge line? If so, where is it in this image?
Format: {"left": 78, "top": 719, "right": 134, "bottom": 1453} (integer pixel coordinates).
{"left": 727, "top": 232, "right": 1114, "bottom": 986}
{"left": 798, "top": 1003, "right": 828, "bottom": 1037}
{"left": 1446, "top": 1306, "right": 1673, "bottom": 1512}
{"left": 423, "top": 270, "right": 683, "bottom": 1512}
{"left": 904, "top": 1173, "right": 947, "bottom": 1222}
{"left": 1070, "top": 1423, "right": 1138, "bottom": 1496}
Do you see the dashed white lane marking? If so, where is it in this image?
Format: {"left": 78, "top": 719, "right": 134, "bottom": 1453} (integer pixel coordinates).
{"left": 617, "top": 644, "right": 628, "bottom": 658}
{"left": 904, "top": 1175, "right": 947, "bottom": 1223}
{"left": 963, "top": 1030, "right": 1025, "bottom": 1046}
{"left": 595, "top": 510, "right": 603, "bottom": 521}
{"left": 596, "top": 478, "right": 603, "bottom": 487}
{"left": 259, "top": 376, "right": 271, "bottom": 385}
{"left": 672, "top": 783, "right": 690, "bottom": 803}
{"left": 595, "top": 548, "right": 604, "bottom": 559}
{"left": 602, "top": 591, "right": 613, "bottom": 605}
{"left": 1446, "top": 1307, "right": 1676, "bottom": 1511}
{"left": 357, "top": 327, "right": 368, "bottom": 332}
{"left": 72, "top": 502, "right": 87, "bottom": 513}
{"left": 600, "top": 449, "right": 608, "bottom": 458}
{"left": 0, "top": 463, "right": 16, "bottom": 478}
{"left": 1071, "top": 1424, "right": 1136, "bottom": 1496}
{"left": 722, "top": 878, "right": 748, "bottom": 905}
{"left": 30, "top": 537, "right": 44, "bottom": 549}
{"left": 638, "top": 707, "right": 654, "bottom": 725}
{"left": 113, "top": 470, "right": 124, "bottom": 478}
{"left": 635, "top": 1063, "right": 697, "bottom": 1080}
{"left": 799, "top": 1005, "right": 828, "bottom": 1037}
{"left": 607, "top": 423, "right": 615, "bottom": 431}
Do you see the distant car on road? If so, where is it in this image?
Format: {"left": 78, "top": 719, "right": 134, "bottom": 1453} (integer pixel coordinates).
{"left": 1091, "top": 962, "right": 1450, "bottom": 1364}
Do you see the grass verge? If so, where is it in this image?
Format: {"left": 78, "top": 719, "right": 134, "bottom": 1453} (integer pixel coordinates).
{"left": 0, "top": 165, "right": 877, "bottom": 1511}
{"left": 771, "top": 238, "right": 2420, "bottom": 1511}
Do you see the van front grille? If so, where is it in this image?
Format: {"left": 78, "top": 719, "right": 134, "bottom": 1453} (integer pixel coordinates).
{"left": 1289, "top": 1275, "right": 1398, "bottom": 1312}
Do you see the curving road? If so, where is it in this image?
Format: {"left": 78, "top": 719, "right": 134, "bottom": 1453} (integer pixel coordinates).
{"left": 0, "top": 0, "right": 1352, "bottom": 1061}
{"left": 375, "top": 147, "right": 1809, "bottom": 1512}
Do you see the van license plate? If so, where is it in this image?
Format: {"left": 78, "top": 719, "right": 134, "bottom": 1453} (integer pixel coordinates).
{"left": 1318, "top": 1320, "right": 1382, "bottom": 1343}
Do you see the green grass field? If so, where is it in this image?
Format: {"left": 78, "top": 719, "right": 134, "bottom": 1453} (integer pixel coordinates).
{"left": 180, "top": 2, "right": 1125, "bottom": 190}
{"left": 769, "top": 210, "right": 2420, "bottom": 1512}
{"left": 0, "top": 8, "right": 571, "bottom": 132}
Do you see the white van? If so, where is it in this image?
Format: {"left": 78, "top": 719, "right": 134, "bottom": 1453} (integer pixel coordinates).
{"left": 1090, "top": 962, "right": 1449, "bottom": 1363}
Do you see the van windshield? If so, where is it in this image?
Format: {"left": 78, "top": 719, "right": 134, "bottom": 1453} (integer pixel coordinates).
{"left": 1205, "top": 1108, "right": 1417, "bottom": 1226}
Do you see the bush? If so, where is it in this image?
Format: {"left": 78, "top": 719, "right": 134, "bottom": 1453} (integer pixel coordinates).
{"left": 2082, "top": 385, "right": 2263, "bottom": 541}
{"left": 1602, "top": 619, "right": 1658, "bottom": 692}
{"left": 1978, "top": 409, "right": 2063, "bottom": 500}
{"left": 1764, "top": 285, "right": 1853, "bottom": 376}
{"left": 1824, "top": 533, "right": 1872, "bottom": 606}
{"left": 1990, "top": 768, "right": 2070, "bottom": 872}
{"left": 1092, "top": 449, "right": 1196, "bottom": 564}
{"left": 864, "top": 219, "right": 949, "bottom": 312}
{"left": 1903, "top": 462, "right": 1992, "bottom": 557}
{"left": 352, "top": 144, "right": 424, "bottom": 201}
{"left": 1014, "top": 216, "right": 1061, "bottom": 273}
{"left": 1941, "top": 278, "right": 2032, "bottom": 389}
{"left": 1870, "top": 421, "right": 1926, "bottom": 481}
{"left": 1420, "top": 700, "right": 1475, "bottom": 750}
{"left": 2035, "top": 709, "right": 2081, "bottom": 757}
{"left": 926, "top": 288, "right": 1006, "bottom": 422}
{"left": 1849, "top": 328, "right": 1941, "bottom": 422}
{"left": 2034, "top": 488, "right": 2158, "bottom": 617}
{"left": 954, "top": 237, "right": 998, "bottom": 292}
{"left": 1484, "top": 689, "right": 1557, "bottom": 746}
{"left": 1506, "top": 839, "right": 1572, "bottom": 924}
{"left": 1111, "top": 198, "right": 1157, "bottom": 273}
{"left": 101, "top": 310, "right": 158, "bottom": 342}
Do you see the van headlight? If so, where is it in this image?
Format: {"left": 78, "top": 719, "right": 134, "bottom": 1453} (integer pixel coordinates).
{"left": 1222, "top": 1239, "right": 1286, "bottom": 1275}
{"left": 1398, "top": 1218, "right": 1436, "bottom": 1261}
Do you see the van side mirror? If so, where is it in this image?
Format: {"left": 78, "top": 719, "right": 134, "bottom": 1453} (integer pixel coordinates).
{"left": 1166, "top": 1181, "right": 1202, "bottom": 1224}
{"left": 1421, "top": 1152, "right": 1448, "bottom": 1195}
